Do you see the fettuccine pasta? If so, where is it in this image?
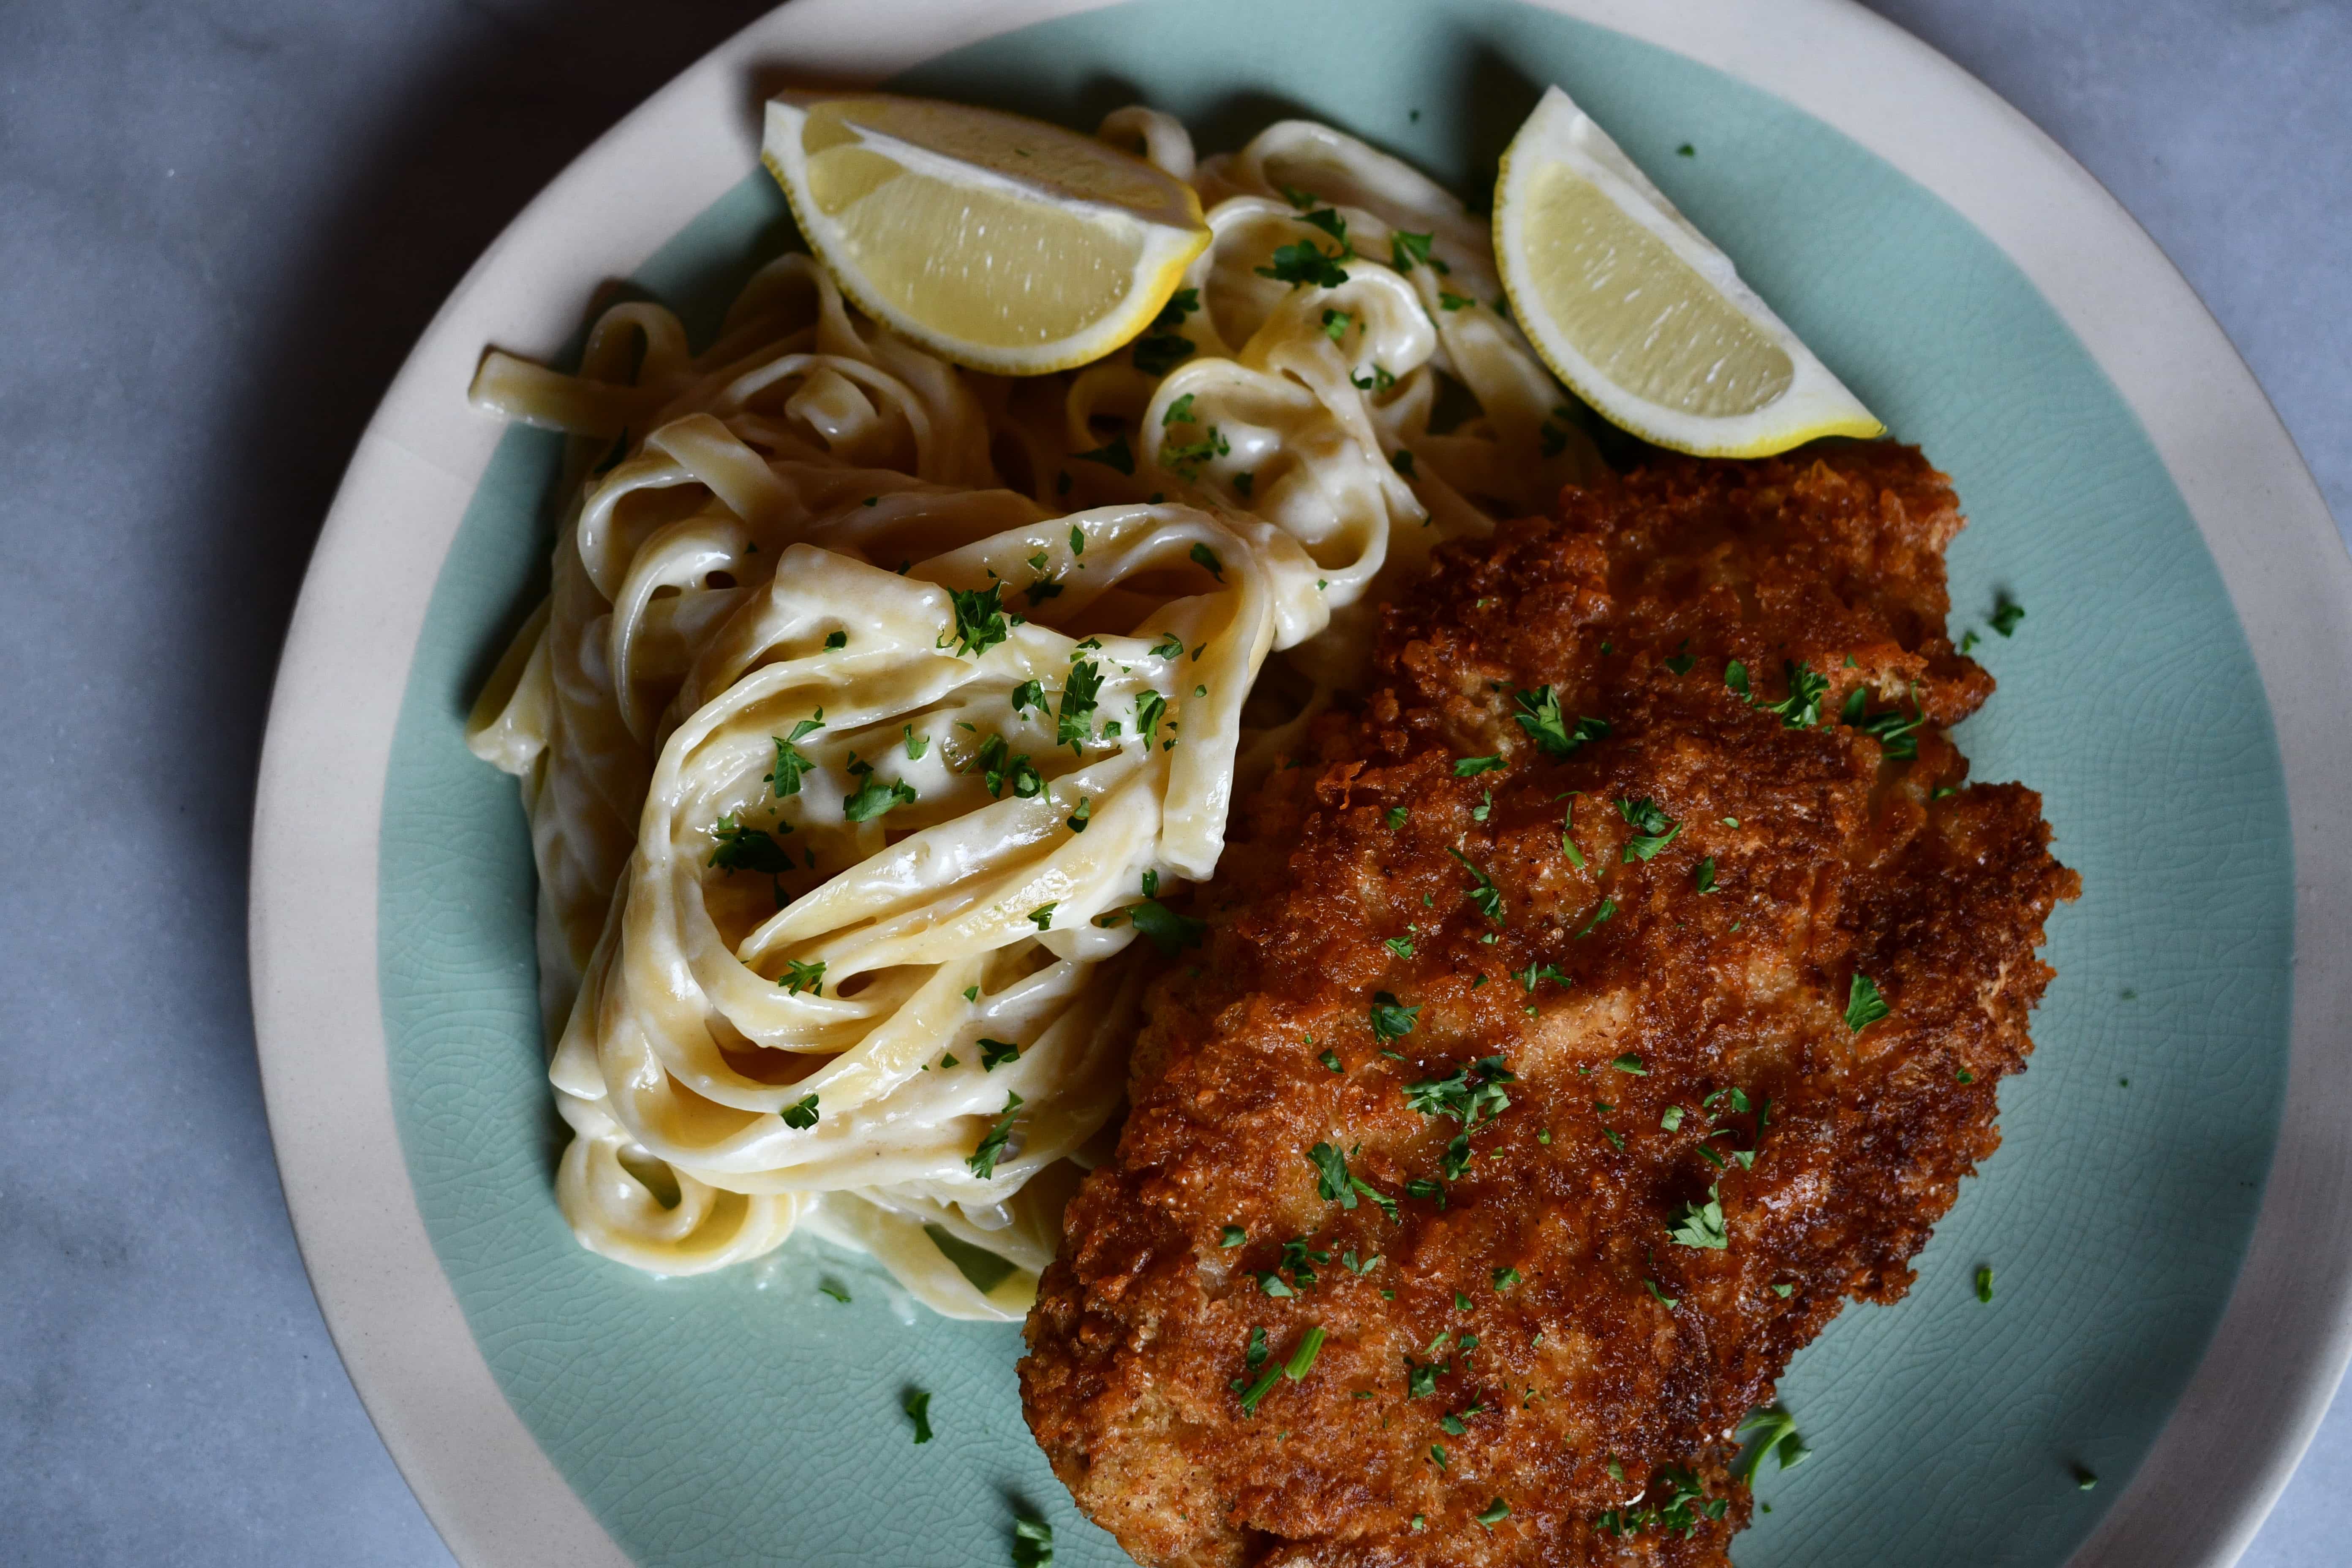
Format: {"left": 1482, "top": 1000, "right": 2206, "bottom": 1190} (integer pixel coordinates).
{"left": 465, "top": 106, "right": 1601, "bottom": 1318}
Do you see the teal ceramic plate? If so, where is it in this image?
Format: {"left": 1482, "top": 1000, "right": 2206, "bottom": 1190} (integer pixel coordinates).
{"left": 248, "top": 3, "right": 2352, "bottom": 1566}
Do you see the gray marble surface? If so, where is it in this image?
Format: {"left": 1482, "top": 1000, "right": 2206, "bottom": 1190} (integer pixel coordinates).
{"left": 0, "top": 1, "right": 2343, "bottom": 1563}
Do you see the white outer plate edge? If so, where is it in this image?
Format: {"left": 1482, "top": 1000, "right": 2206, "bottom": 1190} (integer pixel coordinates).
{"left": 246, "top": 1, "right": 2352, "bottom": 1564}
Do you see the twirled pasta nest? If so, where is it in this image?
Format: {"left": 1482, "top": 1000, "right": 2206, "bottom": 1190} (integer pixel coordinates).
{"left": 466, "top": 108, "right": 1601, "bottom": 1316}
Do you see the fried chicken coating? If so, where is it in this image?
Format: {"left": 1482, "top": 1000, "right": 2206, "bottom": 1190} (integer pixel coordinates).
{"left": 1021, "top": 443, "right": 2079, "bottom": 1567}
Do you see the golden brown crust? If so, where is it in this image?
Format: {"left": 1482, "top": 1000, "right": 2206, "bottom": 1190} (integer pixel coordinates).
{"left": 1021, "top": 443, "right": 2080, "bottom": 1566}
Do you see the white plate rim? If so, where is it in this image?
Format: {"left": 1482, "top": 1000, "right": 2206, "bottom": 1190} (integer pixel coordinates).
{"left": 246, "top": 1, "right": 2352, "bottom": 1564}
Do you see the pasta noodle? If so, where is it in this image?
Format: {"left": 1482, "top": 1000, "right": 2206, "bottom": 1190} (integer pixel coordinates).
{"left": 466, "top": 106, "right": 1601, "bottom": 1318}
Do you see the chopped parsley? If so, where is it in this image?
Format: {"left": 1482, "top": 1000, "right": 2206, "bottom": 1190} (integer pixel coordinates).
{"left": 1187, "top": 541, "right": 1225, "bottom": 582}
{"left": 777, "top": 958, "right": 825, "bottom": 996}
{"left": 1667, "top": 1184, "right": 1729, "bottom": 1250}
{"left": 974, "top": 735, "right": 1044, "bottom": 800}
{"left": 1163, "top": 392, "right": 1196, "bottom": 425}
{"left": 1693, "top": 856, "right": 1718, "bottom": 894}
{"left": 1644, "top": 1277, "right": 1678, "bottom": 1309}
{"left": 1132, "top": 333, "right": 1195, "bottom": 375}
{"left": 1405, "top": 1056, "right": 1515, "bottom": 1137}
{"left": 1162, "top": 427, "right": 1230, "bottom": 478}
{"left": 1320, "top": 306, "right": 1354, "bottom": 343}
{"left": 1387, "top": 805, "right": 1410, "bottom": 830}
{"left": 1384, "top": 935, "right": 1416, "bottom": 959}
{"left": 1235, "top": 1359, "right": 1283, "bottom": 1414}
{"left": 1573, "top": 898, "right": 1617, "bottom": 938}
{"left": 1125, "top": 871, "right": 1208, "bottom": 956}
{"left": 1734, "top": 1406, "right": 1810, "bottom": 1478}
{"left": 945, "top": 584, "right": 1013, "bottom": 658}
{"left": 1665, "top": 641, "right": 1696, "bottom": 675}
{"left": 1447, "top": 848, "right": 1504, "bottom": 920}
{"left": 1286, "top": 1325, "right": 1327, "bottom": 1380}
{"left": 1512, "top": 960, "right": 1568, "bottom": 994}
{"left": 966, "top": 1092, "right": 1025, "bottom": 1178}
{"left": 1990, "top": 597, "right": 2025, "bottom": 637}
{"left": 1562, "top": 799, "right": 1587, "bottom": 869}
{"left": 1075, "top": 432, "right": 1135, "bottom": 474}
{"left": 903, "top": 1388, "right": 933, "bottom": 1444}
{"left": 1278, "top": 1236, "right": 1329, "bottom": 1289}
{"left": 1438, "top": 291, "right": 1473, "bottom": 311}
{"left": 841, "top": 758, "right": 917, "bottom": 822}
{"left": 1028, "top": 903, "right": 1057, "bottom": 931}
{"left": 1405, "top": 1176, "right": 1446, "bottom": 1207}
{"left": 1390, "top": 229, "right": 1440, "bottom": 272}
{"left": 1132, "top": 688, "right": 1170, "bottom": 749}
{"left": 1320, "top": 1047, "right": 1344, "bottom": 1072}
{"left": 1595, "top": 1465, "right": 1727, "bottom": 1539}
{"left": 979, "top": 1038, "right": 1022, "bottom": 1071}
{"left": 1222, "top": 1225, "right": 1247, "bottom": 1247}
{"left": 1256, "top": 240, "right": 1350, "bottom": 289}
{"left": 708, "top": 815, "right": 793, "bottom": 876}
{"left": 1512, "top": 686, "right": 1610, "bottom": 757}
{"left": 781, "top": 1092, "right": 820, "bottom": 1130}
{"left": 1153, "top": 287, "right": 1200, "bottom": 331}
{"left": 1611, "top": 1053, "right": 1647, "bottom": 1076}
{"left": 1764, "top": 661, "right": 1829, "bottom": 728}
{"left": 1661, "top": 1105, "right": 1685, "bottom": 1132}
{"left": 766, "top": 713, "right": 825, "bottom": 796}
{"left": 1976, "top": 1266, "right": 1995, "bottom": 1304}
{"left": 1617, "top": 796, "right": 1682, "bottom": 862}
{"left": 1351, "top": 362, "right": 1396, "bottom": 392}
{"left": 816, "top": 1279, "right": 850, "bottom": 1303}
{"left": 1369, "top": 991, "right": 1421, "bottom": 1042}
{"left": 1476, "top": 1498, "right": 1511, "bottom": 1529}
{"left": 1011, "top": 1514, "right": 1054, "bottom": 1568}
{"left": 1845, "top": 684, "right": 1927, "bottom": 760}
{"left": 1056, "top": 659, "right": 1104, "bottom": 748}
{"left": 901, "top": 724, "right": 929, "bottom": 761}
{"left": 1065, "top": 795, "right": 1090, "bottom": 833}
{"left": 1453, "top": 754, "right": 1505, "bottom": 776}
{"left": 1493, "top": 1266, "right": 1522, "bottom": 1292}
{"left": 1845, "top": 972, "right": 1891, "bottom": 1033}
{"left": 1308, "top": 1141, "right": 1358, "bottom": 1206}
{"left": 1011, "top": 679, "right": 1045, "bottom": 714}
{"left": 1299, "top": 207, "right": 1349, "bottom": 245}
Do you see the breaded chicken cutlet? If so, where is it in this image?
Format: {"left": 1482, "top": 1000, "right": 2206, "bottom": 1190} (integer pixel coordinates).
{"left": 1020, "top": 441, "right": 2078, "bottom": 1567}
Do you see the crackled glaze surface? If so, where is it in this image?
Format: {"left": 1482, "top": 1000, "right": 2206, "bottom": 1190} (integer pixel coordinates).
{"left": 378, "top": 3, "right": 2292, "bottom": 1564}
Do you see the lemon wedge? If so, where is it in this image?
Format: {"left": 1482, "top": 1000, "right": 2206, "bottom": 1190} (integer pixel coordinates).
{"left": 1494, "top": 86, "right": 1883, "bottom": 457}
{"left": 761, "top": 91, "right": 1211, "bottom": 376}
